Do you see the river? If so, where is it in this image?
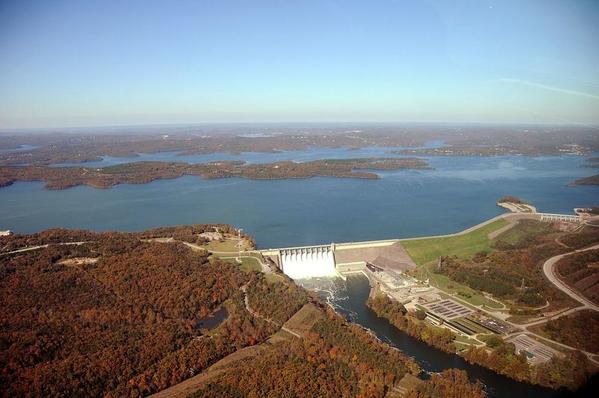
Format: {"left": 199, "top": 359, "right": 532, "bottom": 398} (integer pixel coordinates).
{"left": 307, "top": 275, "right": 593, "bottom": 398}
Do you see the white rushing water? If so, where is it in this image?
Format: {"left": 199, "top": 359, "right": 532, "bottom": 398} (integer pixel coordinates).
{"left": 279, "top": 245, "right": 337, "bottom": 279}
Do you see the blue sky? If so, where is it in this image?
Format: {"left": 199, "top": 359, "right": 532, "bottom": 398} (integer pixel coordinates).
{"left": 0, "top": 0, "right": 598, "bottom": 128}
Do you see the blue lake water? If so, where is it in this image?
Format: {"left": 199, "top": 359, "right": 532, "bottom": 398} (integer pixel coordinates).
{"left": 0, "top": 148, "right": 597, "bottom": 248}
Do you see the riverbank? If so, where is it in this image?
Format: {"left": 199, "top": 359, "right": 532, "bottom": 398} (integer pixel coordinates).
{"left": 365, "top": 289, "right": 594, "bottom": 392}
{"left": 313, "top": 210, "right": 598, "bottom": 392}
{"left": 327, "top": 275, "right": 567, "bottom": 398}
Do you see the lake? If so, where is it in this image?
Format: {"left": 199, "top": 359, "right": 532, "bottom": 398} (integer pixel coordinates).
{"left": 0, "top": 148, "right": 597, "bottom": 248}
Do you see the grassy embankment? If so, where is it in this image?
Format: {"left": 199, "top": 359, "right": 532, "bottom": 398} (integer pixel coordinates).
{"left": 198, "top": 237, "right": 267, "bottom": 273}
{"left": 494, "top": 219, "right": 554, "bottom": 247}
{"left": 201, "top": 238, "right": 247, "bottom": 252}
{"left": 402, "top": 219, "right": 509, "bottom": 309}
{"left": 402, "top": 219, "right": 508, "bottom": 265}
{"left": 234, "top": 257, "right": 262, "bottom": 273}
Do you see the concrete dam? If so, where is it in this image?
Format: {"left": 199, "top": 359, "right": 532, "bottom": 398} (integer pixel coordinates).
{"left": 260, "top": 239, "right": 415, "bottom": 280}
{"left": 259, "top": 212, "right": 584, "bottom": 280}
{"left": 278, "top": 245, "right": 337, "bottom": 279}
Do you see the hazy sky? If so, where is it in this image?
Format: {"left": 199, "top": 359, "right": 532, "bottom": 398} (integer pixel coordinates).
{"left": 1, "top": 0, "right": 598, "bottom": 129}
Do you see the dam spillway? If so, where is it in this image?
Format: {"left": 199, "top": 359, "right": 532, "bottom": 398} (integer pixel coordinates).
{"left": 279, "top": 245, "right": 337, "bottom": 279}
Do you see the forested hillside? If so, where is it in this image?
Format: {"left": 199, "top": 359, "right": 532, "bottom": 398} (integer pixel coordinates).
{"left": 191, "top": 307, "right": 444, "bottom": 398}
{"left": 556, "top": 249, "right": 599, "bottom": 305}
{"left": 0, "top": 229, "right": 263, "bottom": 397}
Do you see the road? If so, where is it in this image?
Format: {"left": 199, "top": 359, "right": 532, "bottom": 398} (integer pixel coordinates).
{"left": 398, "top": 212, "right": 537, "bottom": 242}
{"left": 0, "top": 241, "right": 89, "bottom": 256}
{"left": 542, "top": 243, "right": 599, "bottom": 311}
{"left": 150, "top": 281, "right": 306, "bottom": 398}
{"left": 180, "top": 241, "right": 275, "bottom": 274}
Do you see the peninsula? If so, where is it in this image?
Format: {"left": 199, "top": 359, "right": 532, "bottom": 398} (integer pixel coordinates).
{"left": 571, "top": 173, "right": 599, "bottom": 186}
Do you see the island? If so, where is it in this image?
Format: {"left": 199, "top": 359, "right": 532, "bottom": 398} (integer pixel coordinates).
{"left": 0, "top": 158, "right": 430, "bottom": 190}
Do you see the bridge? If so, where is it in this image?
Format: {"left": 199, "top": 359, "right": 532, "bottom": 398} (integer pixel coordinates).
{"left": 537, "top": 213, "right": 581, "bottom": 223}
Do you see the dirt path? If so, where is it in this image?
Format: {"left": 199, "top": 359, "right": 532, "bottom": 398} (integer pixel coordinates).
{"left": 149, "top": 301, "right": 317, "bottom": 398}
{"left": 148, "top": 343, "right": 270, "bottom": 398}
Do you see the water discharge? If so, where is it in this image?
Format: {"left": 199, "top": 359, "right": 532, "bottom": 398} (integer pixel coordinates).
{"left": 279, "top": 245, "right": 337, "bottom": 279}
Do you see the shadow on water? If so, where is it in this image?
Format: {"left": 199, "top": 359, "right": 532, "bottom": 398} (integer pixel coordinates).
{"left": 313, "top": 275, "right": 595, "bottom": 398}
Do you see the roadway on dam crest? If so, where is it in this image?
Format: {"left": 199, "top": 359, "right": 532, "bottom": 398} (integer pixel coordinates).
{"left": 259, "top": 212, "right": 549, "bottom": 255}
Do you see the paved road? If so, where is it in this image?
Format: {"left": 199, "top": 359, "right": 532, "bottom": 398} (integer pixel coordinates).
{"left": 0, "top": 241, "right": 89, "bottom": 256}
{"left": 520, "top": 306, "right": 586, "bottom": 328}
{"left": 542, "top": 243, "right": 599, "bottom": 311}
{"left": 399, "top": 212, "right": 543, "bottom": 242}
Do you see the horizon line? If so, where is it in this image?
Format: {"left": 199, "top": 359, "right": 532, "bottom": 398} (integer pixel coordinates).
{"left": 2, "top": 120, "right": 598, "bottom": 134}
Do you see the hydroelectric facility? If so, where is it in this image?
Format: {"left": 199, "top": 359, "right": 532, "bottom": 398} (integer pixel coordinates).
{"left": 277, "top": 244, "right": 337, "bottom": 279}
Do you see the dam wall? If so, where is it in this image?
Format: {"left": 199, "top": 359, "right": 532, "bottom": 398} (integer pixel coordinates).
{"left": 279, "top": 245, "right": 337, "bottom": 279}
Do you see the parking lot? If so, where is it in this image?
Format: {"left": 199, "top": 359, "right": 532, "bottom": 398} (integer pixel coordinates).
{"left": 425, "top": 299, "right": 473, "bottom": 320}
{"left": 508, "top": 335, "right": 560, "bottom": 365}
{"left": 472, "top": 315, "right": 518, "bottom": 334}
